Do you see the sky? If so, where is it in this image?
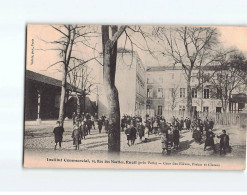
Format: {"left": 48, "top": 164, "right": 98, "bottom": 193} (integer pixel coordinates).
{"left": 218, "top": 26, "right": 247, "bottom": 52}
{"left": 26, "top": 25, "right": 247, "bottom": 77}
{"left": 26, "top": 25, "right": 247, "bottom": 100}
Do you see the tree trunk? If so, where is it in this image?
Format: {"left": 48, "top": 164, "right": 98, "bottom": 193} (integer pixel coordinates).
{"left": 76, "top": 93, "right": 81, "bottom": 116}
{"left": 186, "top": 76, "right": 193, "bottom": 118}
{"left": 58, "top": 65, "right": 67, "bottom": 126}
{"left": 83, "top": 95, "right": 86, "bottom": 113}
{"left": 221, "top": 97, "right": 226, "bottom": 113}
{"left": 102, "top": 25, "right": 121, "bottom": 152}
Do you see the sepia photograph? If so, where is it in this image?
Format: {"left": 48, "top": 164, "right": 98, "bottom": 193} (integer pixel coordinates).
{"left": 24, "top": 24, "right": 247, "bottom": 170}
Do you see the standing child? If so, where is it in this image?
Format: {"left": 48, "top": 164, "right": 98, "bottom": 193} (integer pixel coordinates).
{"left": 80, "top": 121, "right": 87, "bottom": 140}
{"left": 53, "top": 121, "right": 64, "bottom": 150}
{"left": 204, "top": 128, "right": 216, "bottom": 152}
{"left": 217, "top": 130, "right": 230, "bottom": 155}
{"left": 166, "top": 128, "right": 173, "bottom": 155}
{"left": 130, "top": 125, "right": 137, "bottom": 146}
{"left": 72, "top": 125, "right": 82, "bottom": 150}
{"left": 138, "top": 122, "right": 145, "bottom": 142}
{"left": 173, "top": 126, "right": 180, "bottom": 150}
{"left": 98, "top": 119, "right": 103, "bottom": 134}
{"left": 125, "top": 124, "right": 131, "bottom": 146}
{"left": 144, "top": 123, "right": 149, "bottom": 142}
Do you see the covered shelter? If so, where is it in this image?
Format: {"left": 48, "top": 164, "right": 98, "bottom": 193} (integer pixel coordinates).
{"left": 25, "top": 70, "right": 83, "bottom": 121}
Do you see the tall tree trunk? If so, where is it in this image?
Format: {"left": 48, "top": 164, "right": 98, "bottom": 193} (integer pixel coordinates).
{"left": 58, "top": 65, "right": 67, "bottom": 126}
{"left": 76, "top": 93, "right": 80, "bottom": 116}
{"left": 221, "top": 97, "right": 226, "bottom": 113}
{"left": 102, "top": 25, "right": 121, "bottom": 152}
{"left": 187, "top": 76, "right": 193, "bottom": 118}
{"left": 83, "top": 95, "right": 86, "bottom": 113}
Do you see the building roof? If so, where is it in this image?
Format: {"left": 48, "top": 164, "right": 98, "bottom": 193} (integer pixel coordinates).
{"left": 146, "top": 65, "right": 226, "bottom": 72}
{"left": 146, "top": 66, "right": 183, "bottom": 72}
{"left": 26, "top": 70, "right": 62, "bottom": 87}
{"left": 25, "top": 70, "right": 82, "bottom": 93}
{"left": 231, "top": 93, "right": 247, "bottom": 103}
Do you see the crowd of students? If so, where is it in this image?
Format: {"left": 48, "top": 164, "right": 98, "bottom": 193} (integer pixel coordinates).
{"left": 52, "top": 112, "right": 231, "bottom": 155}
{"left": 121, "top": 115, "right": 231, "bottom": 155}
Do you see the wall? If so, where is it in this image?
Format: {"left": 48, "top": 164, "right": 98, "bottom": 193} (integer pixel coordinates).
{"left": 97, "top": 52, "right": 146, "bottom": 118}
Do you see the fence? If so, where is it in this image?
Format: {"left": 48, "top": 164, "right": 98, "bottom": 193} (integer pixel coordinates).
{"left": 134, "top": 109, "right": 245, "bottom": 127}
{"left": 162, "top": 110, "right": 187, "bottom": 122}
{"left": 197, "top": 112, "right": 242, "bottom": 126}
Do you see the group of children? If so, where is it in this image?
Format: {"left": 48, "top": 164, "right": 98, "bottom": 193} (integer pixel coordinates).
{"left": 53, "top": 114, "right": 231, "bottom": 155}
{"left": 123, "top": 115, "right": 231, "bottom": 156}
{"left": 53, "top": 112, "right": 97, "bottom": 150}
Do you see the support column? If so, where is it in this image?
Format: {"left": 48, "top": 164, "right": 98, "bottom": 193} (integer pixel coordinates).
{"left": 36, "top": 89, "right": 41, "bottom": 124}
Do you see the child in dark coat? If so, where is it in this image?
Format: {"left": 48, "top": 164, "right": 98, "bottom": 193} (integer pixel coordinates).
{"left": 125, "top": 125, "right": 131, "bottom": 146}
{"left": 72, "top": 125, "right": 82, "bottom": 150}
{"left": 173, "top": 126, "right": 180, "bottom": 150}
{"left": 53, "top": 121, "right": 64, "bottom": 150}
{"left": 217, "top": 130, "right": 230, "bottom": 155}
{"left": 204, "top": 128, "right": 216, "bottom": 152}
{"left": 130, "top": 125, "right": 137, "bottom": 146}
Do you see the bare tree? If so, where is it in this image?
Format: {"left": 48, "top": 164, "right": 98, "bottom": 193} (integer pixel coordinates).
{"left": 101, "top": 25, "right": 127, "bottom": 152}
{"left": 210, "top": 51, "right": 247, "bottom": 112}
{"left": 154, "top": 26, "right": 220, "bottom": 117}
{"left": 101, "top": 25, "right": 156, "bottom": 151}
{"left": 67, "top": 60, "right": 96, "bottom": 116}
{"left": 37, "top": 25, "right": 99, "bottom": 125}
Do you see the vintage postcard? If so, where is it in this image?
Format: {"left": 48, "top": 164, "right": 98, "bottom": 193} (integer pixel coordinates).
{"left": 24, "top": 24, "right": 247, "bottom": 170}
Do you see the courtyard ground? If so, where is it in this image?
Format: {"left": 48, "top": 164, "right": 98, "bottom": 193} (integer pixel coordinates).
{"left": 24, "top": 120, "right": 246, "bottom": 158}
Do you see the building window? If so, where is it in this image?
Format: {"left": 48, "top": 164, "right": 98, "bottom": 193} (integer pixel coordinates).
{"left": 157, "top": 88, "right": 164, "bottom": 98}
{"left": 192, "top": 106, "right": 197, "bottom": 113}
{"left": 158, "top": 106, "right": 163, "bottom": 116}
{"left": 192, "top": 88, "right": 197, "bottom": 98}
{"left": 170, "top": 73, "right": 174, "bottom": 79}
{"left": 180, "top": 88, "right": 185, "bottom": 98}
{"left": 216, "top": 88, "right": 222, "bottom": 99}
{"left": 179, "top": 105, "right": 185, "bottom": 115}
{"left": 216, "top": 107, "right": 221, "bottom": 113}
{"left": 203, "top": 88, "right": 209, "bottom": 99}
{"left": 147, "top": 88, "right": 153, "bottom": 98}
{"left": 203, "top": 106, "right": 209, "bottom": 112}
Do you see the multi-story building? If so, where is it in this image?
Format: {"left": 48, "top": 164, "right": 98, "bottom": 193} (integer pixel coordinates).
{"left": 146, "top": 65, "right": 233, "bottom": 117}
{"left": 97, "top": 50, "right": 146, "bottom": 118}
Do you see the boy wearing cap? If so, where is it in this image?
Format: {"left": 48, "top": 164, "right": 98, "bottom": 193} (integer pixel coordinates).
{"left": 53, "top": 121, "right": 64, "bottom": 150}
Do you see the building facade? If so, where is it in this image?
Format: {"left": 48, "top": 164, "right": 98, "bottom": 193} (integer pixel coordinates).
{"left": 146, "top": 66, "right": 231, "bottom": 117}
{"left": 97, "top": 51, "right": 146, "bottom": 118}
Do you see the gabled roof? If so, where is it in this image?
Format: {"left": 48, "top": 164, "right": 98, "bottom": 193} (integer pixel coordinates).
{"left": 25, "top": 70, "right": 82, "bottom": 93}
{"left": 26, "top": 70, "right": 62, "bottom": 87}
